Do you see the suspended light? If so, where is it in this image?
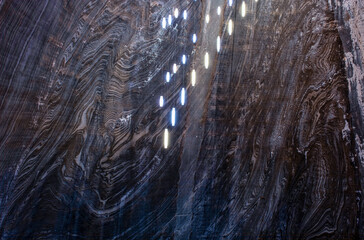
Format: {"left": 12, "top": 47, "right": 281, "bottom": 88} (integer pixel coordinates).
{"left": 241, "top": 1, "right": 246, "bottom": 17}
{"left": 183, "top": 10, "right": 187, "bottom": 20}
{"left": 204, "top": 52, "right": 209, "bottom": 69}
{"left": 173, "top": 63, "right": 177, "bottom": 74}
{"left": 228, "top": 19, "right": 233, "bottom": 35}
{"left": 182, "top": 54, "right": 186, "bottom": 64}
{"left": 181, "top": 88, "right": 186, "bottom": 105}
{"left": 206, "top": 14, "right": 210, "bottom": 23}
{"left": 159, "top": 96, "right": 164, "bottom": 107}
{"left": 164, "top": 128, "right": 169, "bottom": 149}
{"left": 171, "top": 108, "right": 176, "bottom": 126}
{"left": 174, "top": 8, "right": 179, "bottom": 18}
{"left": 217, "top": 6, "right": 221, "bottom": 15}
{"left": 191, "top": 69, "right": 196, "bottom": 86}
{"left": 217, "top": 36, "right": 221, "bottom": 52}
{"left": 192, "top": 33, "right": 197, "bottom": 43}
{"left": 162, "top": 17, "right": 167, "bottom": 28}
{"left": 168, "top": 14, "right": 172, "bottom": 25}
{"left": 166, "top": 72, "right": 170, "bottom": 82}
{"left": 229, "top": 0, "right": 233, "bottom": 7}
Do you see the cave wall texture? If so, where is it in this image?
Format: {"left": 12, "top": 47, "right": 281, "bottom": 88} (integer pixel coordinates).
{"left": 0, "top": 0, "right": 364, "bottom": 239}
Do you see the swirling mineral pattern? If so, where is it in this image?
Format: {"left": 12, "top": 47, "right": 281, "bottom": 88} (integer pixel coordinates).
{"left": 0, "top": 0, "right": 363, "bottom": 239}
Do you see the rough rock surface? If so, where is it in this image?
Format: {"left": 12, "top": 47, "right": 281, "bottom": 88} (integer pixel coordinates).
{"left": 0, "top": 0, "right": 363, "bottom": 239}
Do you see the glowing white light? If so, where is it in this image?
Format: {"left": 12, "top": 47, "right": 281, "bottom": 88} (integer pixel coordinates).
{"left": 217, "top": 6, "right": 221, "bottom": 15}
{"left": 164, "top": 128, "right": 169, "bottom": 149}
{"left": 255, "top": 0, "right": 258, "bottom": 2}
{"left": 162, "top": 17, "right": 166, "bottom": 28}
{"left": 229, "top": 0, "right": 233, "bottom": 7}
{"left": 159, "top": 96, "right": 164, "bottom": 107}
{"left": 228, "top": 19, "right": 233, "bottom": 35}
{"left": 171, "top": 108, "right": 176, "bottom": 126}
{"left": 181, "top": 88, "right": 186, "bottom": 105}
{"left": 183, "top": 10, "right": 187, "bottom": 20}
{"left": 168, "top": 15, "right": 172, "bottom": 25}
{"left": 192, "top": 34, "right": 197, "bottom": 43}
{"left": 174, "top": 8, "right": 179, "bottom": 18}
{"left": 173, "top": 63, "right": 177, "bottom": 73}
{"left": 217, "top": 36, "right": 221, "bottom": 52}
{"left": 182, "top": 55, "right": 186, "bottom": 64}
{"left": 166, "top": 72, "right": 170, "bottom": 82}
{"left": 206, "top": 14, "right": 210, "bottom": 23}
{"left": 191, "top": 69, "right": 196, "bottom": 86}
{"left": 241, "top": 1, "right": 246, "bottom": 17}
{"left": 204, "top": 52, "right": 209, "bottom": 69}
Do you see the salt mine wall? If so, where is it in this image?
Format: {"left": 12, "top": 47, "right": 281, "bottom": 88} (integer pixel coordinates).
{"left": 0, "top": 0, "right": 363, "bottom": 239}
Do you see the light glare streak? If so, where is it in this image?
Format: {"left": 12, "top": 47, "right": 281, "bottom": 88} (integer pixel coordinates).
{"left": 241, "top": 1, "right": 246, "bottom": 17}
{"left": 164, "top": 128, "right": 169, "bottom": 149}
{"left": 191, "top": 69, "right": 196, "bottom": 86}
{"left": 159, "top": 96, "right": 164, "bottom": 107}
{"left": 171, "top": 108, "right": 176, "bottom": 126}
{"left": 162, "top": 17, "right": 166, "bottom": 28}
{"left": 217, "top": 6, "right": 221, "bottom": 15}
{"left": 192, "top": 34, "right": 197, "bottom": 43}
{"left": 204, "top": 52, "right": 209, "bottom": 69}
{"left": 217, "top": 36, "right": 221, "bottom": 52}
{"left": 228, "top": 19, "right": 233, "bottom": 35}
{"left": 166, "top": 72, "right": 170, "bottom": 82}
{"left": 181, "top": 88, "right": 186, "bottom": 105}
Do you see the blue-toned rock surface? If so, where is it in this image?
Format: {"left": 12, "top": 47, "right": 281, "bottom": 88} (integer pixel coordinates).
{"left": 0, "top": 0, "right": 363, "bottom": 239}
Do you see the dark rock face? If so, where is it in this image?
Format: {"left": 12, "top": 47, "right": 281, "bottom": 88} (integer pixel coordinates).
{"left": 0, "top": 0, "right": 363, "bottom": 239}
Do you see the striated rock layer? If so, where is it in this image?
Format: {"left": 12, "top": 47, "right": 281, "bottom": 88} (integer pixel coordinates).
{"left": 0, "top": 0, "right": 363, "bottom": 239}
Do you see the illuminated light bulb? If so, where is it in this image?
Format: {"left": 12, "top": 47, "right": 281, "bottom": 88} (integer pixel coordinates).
{"left": 164, "top": 128, "right": 169, "bottom": 149}
{"left": 173, "top": 63, "right": 177, "bottom": 73}
{"left": 217, "top": 6, "right": 221, "bottom": 15}
{"left": 162, "top": 17, "right": 166, "bottom": 28}
{"left": 206, "top": 14, "right": 210, "bottom": 23}
{"left": 192, "top": 33, "right": 197, "bottom": 43}
{"left": 228, "top": 19, "right": 233, "bottom": 35}
{"left": 204, "top": 52, "right": 209, "bottom": 69}
{"left": 182, "top": 54, "right": 186, "bottom": 64}
{"left": 191, "top": 69, "right": 196, "bottom": 86}
{"left": 255, "top": 0, "right": 258, "bottom": 2}
{"left": 217, "top": 36, "right": 221, "bottom": 52}
{"left": 241, "top": 1, "right": 246, "bottom": 17}
{"left": 166, "top": 72, "right": 170, "bottom": 82}
{"left": 229, "top": 0, "right": 233, "bottom": 7}
{"left": 174, "top": 8, "right": 179, "bottom": 18}
{"left": 183, "top": 10, "right": 187, "bottom": 20}
{"left": 168, "top": 14, "right": 172, "bottom": 25}
{"left": 181, "top": 88, "right": 186, "bottom": 105}
{"left": 171, "top": 108, "right": 176, "bottom": 126}
{"left": 159, "top": 96, "right": 164, "bottom": 107}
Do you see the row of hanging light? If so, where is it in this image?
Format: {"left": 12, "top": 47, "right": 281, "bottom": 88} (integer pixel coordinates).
{"left": 160, "top": 0, "right": 255, "bottom": 149}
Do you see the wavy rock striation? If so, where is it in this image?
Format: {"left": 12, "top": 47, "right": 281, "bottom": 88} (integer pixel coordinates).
{"left": 0, "top": 0, "right": 363, "bottom": 239}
